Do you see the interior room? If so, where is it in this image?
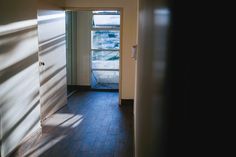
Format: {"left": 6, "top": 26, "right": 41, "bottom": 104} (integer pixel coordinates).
{"left": 0, "top": 0, "right": 178, "bottom": 157}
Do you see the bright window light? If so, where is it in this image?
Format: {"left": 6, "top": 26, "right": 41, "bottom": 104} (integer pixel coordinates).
{"left": 93, "top": 15, "right": 120, "bottom": 28}
{"left": 92, "top": 11, "right": 120, "bottom": 14}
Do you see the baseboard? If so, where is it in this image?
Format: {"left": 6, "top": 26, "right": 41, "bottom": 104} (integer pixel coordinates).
{"left": 78, "top": 85, "right": 118, "bottom": 92}
{"left": 78, "top": 85, "right": 92, "bottom": 91}
{"left": 67, "top": 85, "right": 118, "bottom": 93}
{"left": 91, "top": 88, "right": 119, "bottom": 92}
{"left": 67, "top": 85, "right": 90, "bottom": 92}
{"left": 67, "top": 85, "right": 79, "bottom": 95}
{"left": 121, "top": 99, "right": 134, "bottom": 105}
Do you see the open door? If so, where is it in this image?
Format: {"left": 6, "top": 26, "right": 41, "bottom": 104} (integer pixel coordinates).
{"left": 37, "top": 10, "right": 67, "bottom": 121}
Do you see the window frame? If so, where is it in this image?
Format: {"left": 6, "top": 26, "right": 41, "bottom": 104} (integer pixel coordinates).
{"left": 90, "top": 11, "right": 120, "bottom": 72}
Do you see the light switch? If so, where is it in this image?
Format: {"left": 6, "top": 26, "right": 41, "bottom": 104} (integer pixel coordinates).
{"left": 131, "top": 45, "right": 138, "bottom": 60}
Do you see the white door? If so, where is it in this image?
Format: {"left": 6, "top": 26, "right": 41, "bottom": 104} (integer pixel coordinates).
{"left": 37, "top": 10, "right": 67, "bottom": 121}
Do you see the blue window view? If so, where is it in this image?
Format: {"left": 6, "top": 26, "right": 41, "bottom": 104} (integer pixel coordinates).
{"left": 92, "top": 51, "right": 119, "bottom": 70}
{"left": 92, "top": 30, "right": 120, "bottom": 50}
{"left": 91, "top": 11, "right": 120, "bottom": 89}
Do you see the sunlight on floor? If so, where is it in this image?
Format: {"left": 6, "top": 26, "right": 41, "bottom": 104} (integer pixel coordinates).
{"left": 22, "top": 113, "right": 83, "bottom": 157}
{"left": 43, "top": 113, "right": 83, "bottom": 128}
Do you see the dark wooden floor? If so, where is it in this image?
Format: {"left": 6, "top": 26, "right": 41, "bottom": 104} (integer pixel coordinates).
{"left": 11, "top": 91, "right": 134, "bottom": 157}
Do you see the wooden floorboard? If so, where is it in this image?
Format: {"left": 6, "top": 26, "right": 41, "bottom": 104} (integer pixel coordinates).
{"left": 10, "top": 91, "right": 134, "bottom": 157}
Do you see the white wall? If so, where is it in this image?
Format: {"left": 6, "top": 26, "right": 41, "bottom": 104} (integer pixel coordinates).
{"left": 76, "top": 11, "right": 92, "bottom": 85}
{"left": 0, "top": 0, "right": 66, "bottom": 156}
{"left": 0, "top": 1, "right": 41, "bottom": 156}
{"left": 65, "top": 0, "right": 138, "bottom": 99}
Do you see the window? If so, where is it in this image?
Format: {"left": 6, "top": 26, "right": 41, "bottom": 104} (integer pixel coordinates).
{"left": 91, "top": 11, "right": 120, "bottom": 89}
{"left": 91, "top": 30, "right": 120, "bottom": 50}
{"left": 92, "top": 51, "right": 119, "bottom": 70}
{"left": 92, "top": 15, "right": 120, "bottom": 28}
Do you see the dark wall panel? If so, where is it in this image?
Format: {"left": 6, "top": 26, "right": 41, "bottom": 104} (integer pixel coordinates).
{"left": 135, "top": 0, "right": 171, "bottom": 156}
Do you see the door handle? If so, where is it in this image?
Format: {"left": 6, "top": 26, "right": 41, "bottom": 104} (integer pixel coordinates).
{"left": 39, "top": 61, "right": 45, "bottom": 66}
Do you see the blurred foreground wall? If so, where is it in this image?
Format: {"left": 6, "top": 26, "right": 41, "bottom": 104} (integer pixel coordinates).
{"left": 135, "top": 0, "right": 185, "bottom": 156}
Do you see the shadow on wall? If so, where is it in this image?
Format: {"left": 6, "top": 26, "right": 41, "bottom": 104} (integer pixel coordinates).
{"left": 0, "top": 18, "right": 41, "bottom": 157}
{"left": 0, "top": 1, "right": 66, "bottom": 156}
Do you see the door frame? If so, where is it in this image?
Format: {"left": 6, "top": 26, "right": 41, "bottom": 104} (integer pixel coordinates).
{"left": 65, "top": 7, "right": 124, "bottom": 104}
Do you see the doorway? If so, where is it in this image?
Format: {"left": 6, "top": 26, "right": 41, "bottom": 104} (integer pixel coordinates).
{"left": 66, "top": 9, "right": 122, "bottom": 94}
{"left": 90, "top": 10, "right": 120, "bottom": 90}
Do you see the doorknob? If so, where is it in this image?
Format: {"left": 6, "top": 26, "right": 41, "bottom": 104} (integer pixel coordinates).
{"left": 39, "top": 61, "right": 45, "bottom": 66}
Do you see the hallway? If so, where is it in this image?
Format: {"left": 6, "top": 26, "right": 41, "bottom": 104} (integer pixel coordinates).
{"left": 11, "top": 92, "right": 134, "bottom": 157}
